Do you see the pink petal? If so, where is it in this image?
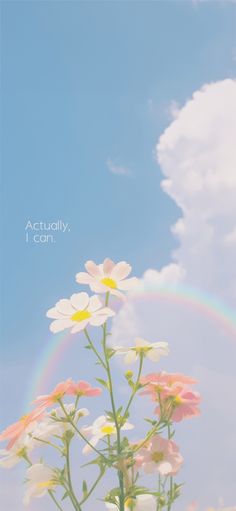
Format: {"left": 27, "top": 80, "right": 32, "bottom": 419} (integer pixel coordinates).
{"left": 110, "top": 261, "right": 132, "bottom": 281}
{"left": 85, "top": 260, "right": 102, "bottom": 277}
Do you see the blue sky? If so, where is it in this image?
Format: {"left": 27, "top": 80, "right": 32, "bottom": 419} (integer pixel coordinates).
{"left": 1, "top": 1, "right": 236, "bottom": 510}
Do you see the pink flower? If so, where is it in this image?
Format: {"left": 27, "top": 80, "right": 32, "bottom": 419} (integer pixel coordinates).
{"left": 135, "top": 435, "right": 183, "bottom": 476}
{"left": 76, "top": 258, "right": 138, "bottom": 300}
{"left": 0, "top": 409, "right": 44, "bottom": 450}
{"left": 140, "top": 371, "right": 200, "bottom": 422}
{"left": 68, "top": 380, "right": 102, "bottom": 398}
{"left": 32, "top": 379, "right": 73, "bottom": 410}
{"left": 155, "top": 388, "right": 201, "bottom": 422}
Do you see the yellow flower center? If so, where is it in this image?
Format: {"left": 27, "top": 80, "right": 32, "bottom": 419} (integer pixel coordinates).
{"left": 125, "top": 497, "right": 136, "bottom": 509}
{"left": 71, "top": 310, "right": 91, "bottom": 322}
{"left": 151, "top": 451, "right": 164, "bottom": 463}
{"left": 100, "top": 277, "right": 117, "bottom": 289}
{"left": 37, "top": 480, "right": 56, "bottom": 490}
{"left": 101, "top": 425, "right": 116, "bottom": 435}
{"left": 173, "top": 395, "right": 182, "bottom": 406}
{"left": 135, "top": 346, "right": 150, "bottom": 354}
{"left": 20, "top": 414, "right": 29, "bottom": 422}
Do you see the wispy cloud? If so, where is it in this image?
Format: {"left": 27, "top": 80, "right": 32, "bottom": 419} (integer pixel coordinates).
{"left": 106, "top": 158, "right": 132, "bottom": 177}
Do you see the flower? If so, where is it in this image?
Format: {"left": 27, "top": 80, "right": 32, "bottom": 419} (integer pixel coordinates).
{"left": 140, "top": 371, "right": 200, "bottom": 422}
{"left": 0, "top": 408, "right": 45, "bottom": 450}
{"left": 30, "top": 404, "right": 89, "bottom": 442}
{"left": 0, "top": 431, "right": 35, "bottom": 468}
{"left": 47, "top": 404, "right": 89, "bottom": 435}
{"left": 82, "top": 415, "right": 134, "bottom": 454}
{"left": 105, "top": 494, "right": 157, "bottom": 510}
{"left": 68, "top": 380, "right": 102, "bottom": 397}
{"left": 135, "top": 435, "right": 183, "bottom": 476}
{"left": 47, "top": 292, "right": 114, "bottom": 334}
{"left": 76, "top": 258, "right": 138, "bottom": 300}
{"left": 113, "top": 338, "right": 169, "bottom": 364}
{"left": 32, "top": 379, "right": 73, "bottom": 410}
{"left": 155, "top": 387, "right": 201, "bottom": 422}
{"left": 23, "top": 463, "right": 58, "bottom": 505}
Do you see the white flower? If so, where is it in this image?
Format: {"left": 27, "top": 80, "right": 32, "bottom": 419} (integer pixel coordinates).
{"left": 113, "top": 338, "right": 169, "bottom": 364}
{"left": 105, "top": 494, "right": 156, "bottom": 511}
{"left": 0, "top": 430, "right": 35, "bottom": 468}
{"left": 47, "top": 292, "right": 114, "bottom": 334}
{"left": 24, "top": 463, "right": 58, "bottom": 505}
{"left": 82, "top": 415, "right": 134, "bottom": 454}
{"left": 76, "top": 258, "right": 138, "bottom": 300}
{"left": 31, "top": 404, "right": 89, "bottom": 442}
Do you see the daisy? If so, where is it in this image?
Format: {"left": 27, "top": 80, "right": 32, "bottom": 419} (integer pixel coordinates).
{"left": 135, "top": 435, "right": 183, "bottom": 476}
{"left": 46, "top": 292, "right": 114, "bottom": 334}
{"left": 23, "top": 463, "right": 59, "bottom": 505}
{"left": 0, "top": 408, "right": 45, "bottom": 450}
{"left": 113, "top": 338, "right": 169, "bottom": 364}
{"left": 82, "top": 415, "right": 134, "bottom": 454}
{"left": 105, "top": 494, "right": 157, "bottom": 510}
{"left": 76, "top": 258, "right": 138, "bottom": 300}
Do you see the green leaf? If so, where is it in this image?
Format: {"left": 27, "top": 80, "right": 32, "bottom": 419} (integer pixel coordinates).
{"left": 96, "top": 378, "right": 108, "bottom": 388}
{"left": 82, "top": 480, "right": 88, "bottom": 498}
{"left": 61, "top": 491, "right": 69, "bottom": 501}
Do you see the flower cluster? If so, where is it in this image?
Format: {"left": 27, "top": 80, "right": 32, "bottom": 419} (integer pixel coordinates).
{"left": 0, "top": 258, "right": 201, "bottom": 511}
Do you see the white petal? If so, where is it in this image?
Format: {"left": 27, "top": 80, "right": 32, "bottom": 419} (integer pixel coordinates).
{"left": 56, "top": 299, "right": 75, "bottom": 315}
{"left": 103, "top": 258, "right": 115, "bottom": 275}
{"left": 85, "top": 260, "right": 102, "bottom": 277}
{"left": 76, "top": 272, "right": 95, "bottom": 284}
{"left": 82, "top": 435, "right": 100, "bottom": 454}
{"left": 121, "top": 422, "right": 134, "bottom": 431}
{"left": 124, "top": 351, "right": 137, "bottom": 364}
{"left": 135, "top": 338, "right": 150, "bottom": 348}
{"left": 110, "top": 261, "right": 131, "bottom": 281}
{"left": 118, "top": 277, "right": 138, "bottom": 290}
{"left": 110, "top": 289, "right": 127, "bottom": 300}
{"left": 70, "top": 292, "right": 89, "bottom": 310}
{"left": 94, "top": 307, "right": 115, "bottom": 317}
{"left": 46, "top": 307, "right": 64, "bottom": 319}
{"left": 89, "top": 315, "right": 107, "bottom": 326}
{"left": 87, "top": 295, "right": 102, "bottom": 312}
{"left": 50, "top": 319, "right": 73, "bottom": 333}
{"left": 70, "top": 320, "right": 89, "bottom": 333}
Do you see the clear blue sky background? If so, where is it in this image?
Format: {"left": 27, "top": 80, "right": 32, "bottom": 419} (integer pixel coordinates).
{"left": 0, "top": 1, "right": 235, "bottom": 508}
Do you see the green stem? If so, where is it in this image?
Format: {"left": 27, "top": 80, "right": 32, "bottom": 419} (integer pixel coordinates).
{"left": 65, "top": 439, "right": 82, "bottom": 511}
{"left": 79, "top": 469, "right": 105, "bottom": 506}
{"left": 101, "top": 296, "right": 125, "bottom": 511}
{"left": 84, "top": 329, "right": 106, "bottom": 369}
{"left": 123, "top": 355, "right": 144, "bottom": 420}
{"left": 32, "top": 436, "right": 63, "bottom": 454}
{"left": 167, "top": 424, "right": 173, "bottom": 511}
{"left": 48, "top": 490, "right": 64, "bottom": 511}
{"left": 58, "top": 399, "right": 108, "bottom": 462}
{"left": 133, "top": 419, "right": 162, "bottom": 454}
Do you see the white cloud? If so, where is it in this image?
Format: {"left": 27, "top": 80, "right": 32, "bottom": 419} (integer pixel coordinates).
{"left": 111, "top": 79, "right": 236, "bottom": 508}
{"left": 106, "top": 158, "right": 132, "bottom": 176}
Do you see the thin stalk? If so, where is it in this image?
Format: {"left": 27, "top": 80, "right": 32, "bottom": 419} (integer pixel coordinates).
{"left": 123, "top": 355, "right": 144, "bottom": 420}
{"left": 32, "top": 436, "right": 63, "bottom": 454}
{"left": 65, "top": 439, "right": 82, "bottom": 511}
{"left": 84, "top": 329, "right": 106, "bottom": 369}
{"left": 58, "top": 399, "right": 108, "bottom": 462}
{"left": 101, "top": 293, "right": 125, "bottom": 511}
{"left": 48, "top": 490, "right": 64, "bottom": 511}
{"left": 167, "top": 424, "right": 173, "bottom": 511}
{"left": 79, "top": 469, "right": 105, "bottom": 506}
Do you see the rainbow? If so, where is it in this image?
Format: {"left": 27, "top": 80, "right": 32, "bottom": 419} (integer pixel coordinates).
{"left": 25, "top": 283, "right": 236, "bottom": 410}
